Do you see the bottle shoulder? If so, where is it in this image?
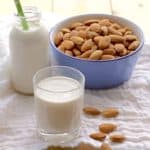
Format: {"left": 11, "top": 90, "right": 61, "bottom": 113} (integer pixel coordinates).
{"left": 10, "top": 23, "right": 48, "bottom": 38}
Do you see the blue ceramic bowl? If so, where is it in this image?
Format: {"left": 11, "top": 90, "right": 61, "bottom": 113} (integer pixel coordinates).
{"left": 50, "top": 14, "right": 144, "bottom": 89}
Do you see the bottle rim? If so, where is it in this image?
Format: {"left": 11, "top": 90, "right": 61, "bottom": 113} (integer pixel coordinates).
{"left": 14, "top": 6, "right": 41, "bottom": 22}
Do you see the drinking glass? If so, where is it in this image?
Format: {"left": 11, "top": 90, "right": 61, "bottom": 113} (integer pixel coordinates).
{"left": 33, "top": 66, "right": 85, "bottom": 143}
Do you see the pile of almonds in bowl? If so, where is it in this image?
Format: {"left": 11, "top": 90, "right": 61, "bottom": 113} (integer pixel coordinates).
{"left": 54, "top": 18, "right": 140, "bottom": 60}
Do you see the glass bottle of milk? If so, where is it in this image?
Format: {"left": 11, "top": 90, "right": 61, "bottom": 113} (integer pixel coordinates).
{"left": 9, "top": 6, "right": 50, "bottom": 95}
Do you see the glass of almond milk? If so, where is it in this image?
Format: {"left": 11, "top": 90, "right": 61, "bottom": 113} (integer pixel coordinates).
{"left": 33, "top": 66, "right": 85, "bottom": 143}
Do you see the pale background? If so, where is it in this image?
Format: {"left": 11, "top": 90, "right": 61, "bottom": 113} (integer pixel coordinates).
{"left": 0, "top": 0, "right": 149, "bottom": 38}
{"left": 0, "top": 1, "right": 150, "bottom": 150}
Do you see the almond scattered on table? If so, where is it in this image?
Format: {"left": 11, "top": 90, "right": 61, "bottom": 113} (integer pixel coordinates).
{"left": 102, "top": 108, "right": 119, "bottom": 118}
{"left": 100, "top": 143, "right": 112, "bottom": 150}
{"left": 84, "top": 106, "right": 126, "bottom": 146}
{"left": 110, "top": 134, "right": 126, "bottom": 143}
{"left": 90, "top": 132, "right": 106, "bottom": 141}
{"left": 83, "top": 106, "right": 101, "bottom": 116}
{"left": 99, "top": 123, "right": 117, "bottom": 134}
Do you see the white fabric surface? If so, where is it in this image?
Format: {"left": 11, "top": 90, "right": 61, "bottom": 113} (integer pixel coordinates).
{"left": 0, "top": 14, "right": 150, "bottom": 150}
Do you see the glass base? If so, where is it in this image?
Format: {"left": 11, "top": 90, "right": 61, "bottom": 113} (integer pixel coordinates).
{"left": 38, "top": 128, "right": 79, "bottom": 144}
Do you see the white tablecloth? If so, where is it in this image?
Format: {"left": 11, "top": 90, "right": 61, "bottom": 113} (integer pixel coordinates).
{"left": 0, "top": 14, "right": 150, "bottom": 150}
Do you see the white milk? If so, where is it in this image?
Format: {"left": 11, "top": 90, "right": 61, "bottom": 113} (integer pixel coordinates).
{"left": 9, "top": 7, "right": 50, "bottom": 94}
{"left": 34, "top": 76, "right": 83, "bottom": 134}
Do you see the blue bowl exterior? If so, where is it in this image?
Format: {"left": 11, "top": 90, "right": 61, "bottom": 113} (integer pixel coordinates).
{"left": 50, "top": 43, "right": 143, "bottom": 89}
{"left": 49, "top": 14, "right": 144, "bottom": 89}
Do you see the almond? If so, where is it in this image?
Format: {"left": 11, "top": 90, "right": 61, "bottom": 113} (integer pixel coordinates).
{"left": 83, "top": 106, "right": 101, "bottom": 115}
{"left": 125, "top": 35, "right": 137, "bottom": 41}
{"left": 86, "top": 31, "right": 99, "bottom": 39}
{"left": 114, "top": 43, "right": 125, "bottom": 53}
{"left": 54, "top": 32, "right": 63, "bottom": 45}
{"left": 118, "top": 28, "right": 127, "bottom": 34}
{"left": 90, "top": 132, "right": 106, "bottom": 141}
{"left": 101, "top": 26, "right": 108, "bottom": 35}
{"left": 81, "top": 39, "right": 94, "bottom": 52}
{"left": 75, "top": 26, "right": 88, "bottom": 31}
{"left": 63, "top": 33, "right": 71, "bottom": 40}
{"left": 98, "top": 36, "right": 111, "bottom": 49}
{"left": 91, "top": 44, "right": 98, "bottom": 51}
{"left": 70, "top": 22, "right": 83, "bottom": 29}
{"left": 99, "top": 123, "right": 117, "bottom": 134}
{"left": 58, "top": 44, "right": 65, "bottom": 52}
{"left": 124, "top": 30, "right": 133, "bottom": 35}
{"left": 72, "top": 48, "right": 81, "bottom": 56}
{"left": 102, "top": 108, "right": 119, "bottom": 118}
{"left": 65, "top": 50, "right": 73, "bottom": 56}
{"left": 110, "top": 134, "right": 126, "bottom": 143}
{"left": 109, "top": 35, "right": 124, "bottom": 43}
{"left": 128, "top": 40, "right": 140, "bottom": 50}
{"left": 61, "top": 40, "right": 74, "bottom": 50}
{"left": 103, "top": 48, "right": 116, "bottom": 55}
{"left": 71, "top": 36, "right": 84, "bottom": 45}
{"left": 100, "top": 143, "right": 112, "bottom": 150}
{"left": 111, "top": 23, "right": 122, "bottom": 30}
{"left": 70, "top": 30, "right": 79, "bottom": 36}
{"left": 108, "top": 27, "right": 122, "bottom": 36}
{"left": 119, "top": 49, "right": 127, "bottom": 56}
{"left": 84, "top": 19, "right": 100, "bottom": 25}
{"left": 109, "top": 44, "right": 114, "bottom": 49}
{"left": 101, "top": 55, "right": 115, "bottom": 60}
{"left": 61, "top": 28, "right": 71, "bottom": 33}
{"left": 94, "top": 36, "right": 103, "bottom": 44}
{"left": 79, "top": 50, "right": 93, "bottom": 59}
{"left": 123, "top": 40, "right": 131, "bottom": 48}
{"left": 89, "top": 50, "right": 103, "bottom": 60}
{"left": 89, "top": 23, "right": 101, "bottom": 33}
{"left": 99, "top": 19, "right": 111, "bottom": 26}
{"left": 78, "top": 30, "right": 87, "bottom": 39}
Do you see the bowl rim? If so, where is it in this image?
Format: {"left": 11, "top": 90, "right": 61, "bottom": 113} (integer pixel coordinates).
{"left": 50, "top": 13, "right": 144, "bottom": 62}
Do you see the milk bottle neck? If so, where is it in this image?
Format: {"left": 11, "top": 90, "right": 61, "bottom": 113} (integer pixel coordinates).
{"left": 14, "top": 6, "right": 41, "bottom": 30}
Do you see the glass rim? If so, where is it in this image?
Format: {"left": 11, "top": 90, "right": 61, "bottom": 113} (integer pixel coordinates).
{"left": 33, "top": 66, "right": 85, "bottom": 93}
